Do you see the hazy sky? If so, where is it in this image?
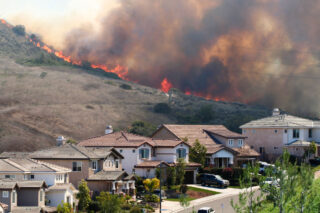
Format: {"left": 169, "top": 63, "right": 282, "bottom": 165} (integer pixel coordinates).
{"left": 0, "top": 0, "right": 120, "bottom": 48}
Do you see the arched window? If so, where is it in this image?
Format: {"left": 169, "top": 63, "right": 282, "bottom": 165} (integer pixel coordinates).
{"left": 176, "top": 148, "right": 186, "bottom": 159}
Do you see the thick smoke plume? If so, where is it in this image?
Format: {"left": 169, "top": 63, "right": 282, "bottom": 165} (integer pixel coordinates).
{"left": 63, "top": 0, "right": 320, "bottom": 117}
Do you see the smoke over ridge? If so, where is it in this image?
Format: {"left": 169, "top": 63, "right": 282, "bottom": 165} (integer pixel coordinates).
{"left": 63, "top": 0, "right": 320, "bottom": 116}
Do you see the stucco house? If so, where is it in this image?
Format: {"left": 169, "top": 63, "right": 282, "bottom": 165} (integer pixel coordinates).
{"left": 0, "top": 158, "right": 77, "bottom": 208}
{"left": 152, "top": 124, "right": 259, "bottom": 168}
{"left": 240, "top": 108, "right": 320, "bottom": 161}
{"left": 0, "top": 179, "right": 47, "bottom": 213}
{"left": 29, "top": 144, "right": 135, "bottom": 197}
{"left": 78, "top": 130, "right": 200, "bottom": 183}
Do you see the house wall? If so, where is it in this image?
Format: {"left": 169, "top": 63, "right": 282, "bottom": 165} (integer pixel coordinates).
{"left": 37, "top": 159, "right": 90, "bottom": 188}
{"left": 87, "top": 181, "right": 112, "bottom": 195}
{"left": 135, "top": 168, "right": 156, "bottom": 179}
{"left": 242, "top": 128, "right": 284, "bottom": 160}
{"left": 0, "top": 189, "right": 15, "bottom": 212}
{"left": 152, "top": 128, "right": 178, "bottom": 140}
{"left": 46, "top": 188, "right": 74, "bottom": 207}
{"left": 155, "top": 144, "right": 189, "bottom": 163}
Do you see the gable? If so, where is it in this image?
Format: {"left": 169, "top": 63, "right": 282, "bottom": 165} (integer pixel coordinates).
{"left": 152, "top": 126, "right": 179, "bottom": 140}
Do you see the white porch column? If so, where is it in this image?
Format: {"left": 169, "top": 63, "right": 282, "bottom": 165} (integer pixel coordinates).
{"left": 112, "top": 181, "right": 116, "bottom": 191}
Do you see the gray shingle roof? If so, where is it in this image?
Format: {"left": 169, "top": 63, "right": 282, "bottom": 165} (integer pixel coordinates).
{"left": 0, "top": 180, "right": 17, "bottom": 189}
{"left": 87, "top": 171, "right": 127, "bottom": 181}
{"left": 240, "top": 114, "right": 315, "bottom": 128}
{"left": 30, "top": 144, "right": 120, "bottom": 160}
{"left": 0, "top": 180, "right": 46, "bottom": 189}
{"left": 0, "top": 158, "right": 70, "bottom": 173}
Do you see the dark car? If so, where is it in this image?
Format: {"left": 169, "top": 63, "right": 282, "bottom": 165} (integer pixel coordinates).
{"left": 199, "top": 173, "right": 229, "bottom": 188}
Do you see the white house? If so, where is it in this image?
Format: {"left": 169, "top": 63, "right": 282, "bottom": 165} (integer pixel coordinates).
{"left": 240, "top": 108, "right": 320, "bottom": 161}
{"left": 0, "top": 158, "right": 78, "bottom": 208}
{"left": 78, "top": 129, "right": 200, "bottom": 183}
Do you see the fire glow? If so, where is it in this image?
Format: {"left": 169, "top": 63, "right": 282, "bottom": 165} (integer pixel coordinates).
{"left": 160, "top": 78, "right": 172, "bottom": 93}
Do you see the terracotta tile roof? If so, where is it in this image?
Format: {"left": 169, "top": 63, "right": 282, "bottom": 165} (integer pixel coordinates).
{"left": 167, "top": 162, "right": 201, "bottom": 168}
{"left": 0, "top": 152, "right": 30, "bottom": 159}
{"left": 48, "top": 183, "right": 77, "bottom": 192}
{"left": 0, "top": 180, "right": 47, "bottom": 189}
{"left": 87, "top": 171, "right": 127, "bottom": 181}
{"left": 30, "top": 144, "right": 121, "bottom": 160}
{"left": 135, "top": 161, "right": 170, "bottom": 168}
{"left": 78, "top": 131, "right": 187, "bottom": 148}
{"left": 0, "top": 180, "right": 17, "bottom": 189}
{"left": 0, "top": 202, "right": 8, "bottom": 210}
{"left": 232, "top": 145, "right": 260, "bottom": 157}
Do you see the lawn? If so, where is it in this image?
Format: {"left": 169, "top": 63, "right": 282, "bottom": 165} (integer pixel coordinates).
{"left": 165, "top": 186, "right": 220, "bottom": 202}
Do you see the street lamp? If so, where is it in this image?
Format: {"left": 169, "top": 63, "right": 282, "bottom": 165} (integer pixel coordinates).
{"left": 158, "top": 162, "right": 166, "bottom": 213}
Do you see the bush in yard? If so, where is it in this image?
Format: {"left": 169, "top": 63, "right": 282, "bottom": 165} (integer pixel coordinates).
{"left": 166, "top": 167, "right": 176, "bottom": 189}
{"left": 96, "top": 192, "right": 124, "bottom": 213}
{"left": 144, "top": 194, "right": 160, "bottom": 203}
{"left": 121, "top": 203, "right": 132, "bottom": 210}
{"left": 176, "top": 158, "right": 186, "bottom": 185}
{"left": 179, "top": 184, "right": 188, "bottom": 194}
{"left": 143, "top": 178, "right": 160, "bottom": 193}
{"left": 57, "top": 202, "right": 72, "bottom": 213}
{"left": 87, "top": 200, "right": 100, "bottom": 212}
{"left": 130, "top": 206, "right": 142, "bottom": 213}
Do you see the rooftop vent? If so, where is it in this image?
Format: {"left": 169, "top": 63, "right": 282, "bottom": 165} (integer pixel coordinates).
{"left": 105, "top": 125, "right": 113, "bottom": 135}
{"left": 272, "top": 108, "right": 280, "bottom": 116}
{"left": 56, "top": 136, "right": 66, "bottom": 146}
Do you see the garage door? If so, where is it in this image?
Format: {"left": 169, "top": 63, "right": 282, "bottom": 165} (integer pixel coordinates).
{"left": 184, "top": 171, "right": 194, "bottom": 184}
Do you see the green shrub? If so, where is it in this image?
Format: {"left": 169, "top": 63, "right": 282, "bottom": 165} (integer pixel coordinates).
{"left": 87, "top": 200, "right": 100, "bottom": 212}
{"left": 130, "top": 206, "right": 142, "bottom": 213}
{"left": 40, "top": 72, "right": 47, "bottom": 79}
{"left": 120, "top": 84, "right": 132, "bottom": 90}
{"left": 179, "top": 184, "right": 188, "bottom": 194}
{"left": 144, "top": 194, "right": 160, "bottom": 203}
{"left": 12, "top": 25, "right": 26, "bottom": 36}
{"left": 121, "top": 203, "right": 132, "bottom": 210}
{"left": 128, "top": 121, "right": 157, "bottom": 137}
{"left": 154, "top": 103, "right": 171, "bottom": 113}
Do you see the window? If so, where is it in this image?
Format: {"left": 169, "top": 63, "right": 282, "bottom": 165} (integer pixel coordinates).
{"left": 92, "top": 161, "right": 98, "bottom": 170}
{"left": 40, "top": 190, "right": 43, "bottom": 202}
{"left": 274, "top": 130, "right": 278, "bottom": 133}
{"left": 252, "top": 129, "right": 256, "bottom": 134}
{"left": 238, "top": 139, "right": 243, "bottom": 146}
{"left": 274, "top": 147, "right": 278, "bottom": 150}
{"left": 284, "top": 129, "right": 288, "bottom": 133}
{"left": 132, "top": 149, "right": 135, "bottom": 153}
{"left": 139, "top": 148, "right": 150, "bottom": 159}
{"left": 72, "top": 162, "right": 82, "bottom": 171}
{"left": 2, "top": 191, "right": 8, "bottom": 198}
{"left": 4, "top": 175, "right": 15, "bottom": 179}
{"left": 296, "top": 148, "right": 299, "bottom": 151}
{"left": 243, "top": 129, "right": 246, "bottom": 134}
{"left": 205, "top": 158, "right": 211, "bottom": 166}
{"left": 176, "top": 148, "right": 186, "bottom": 159}
{"left": 23, "top": 175, "right": 28, "bottom": 180}
{"left": 293, "top": 129, "right": 300, "bottom": 138}
{"left": 309, "top": 129, "right": 313, "bottom": 138}
{"left": 119, "top": 149, "right": 123, "bottom": 153}
{"left": 228, "top": 139, "right": 234, "bottom": 146}
{"left": 259, "top": 147, "right": 265, "bottom": 154}
{"left": 56, "top": 174, "right": 63, "bottom": 181}
{"left": 12, "top": 191, "right": 16, "bottom": 203}
{"left": 30, "top": 175, "right": 35, "bottom": 179}
{"left": 115, "top": 160, "right": 119, "bottom": 168}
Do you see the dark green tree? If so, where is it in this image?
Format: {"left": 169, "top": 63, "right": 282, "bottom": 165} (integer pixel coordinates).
{"left": 176, "top": 158, "right": 186, "bottom": 185}
{"left": 154, "top": 103, "right": 171, "bottom": 113}
{"left": 96, "top": 192, "right": 124, "bottom": 213}
{"left": 12, "top": 25, "right": 26, "bottom": 36}
{"left": 76, "top": 180, "right": 91, "bottom": 211}
{"left": 189, "top": 139, "right": 207, "bottom": 167}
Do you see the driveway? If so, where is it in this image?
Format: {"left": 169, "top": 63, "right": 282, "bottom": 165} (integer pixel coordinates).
{"left": 156, "top": 184, "right": 256, "bottom": 213}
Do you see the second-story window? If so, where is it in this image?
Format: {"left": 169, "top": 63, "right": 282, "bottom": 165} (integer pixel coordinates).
{"left": 238, "top": 139, "right": 243, "bottom": 146}
{"left": 293, "top": 129, "right": 300, "bottom": 138}
{"left": 115, "top": 160, "right": 119, "bottom": 168}
{"left": 308, "top": 129, "right": 313, "bottom": 138}
{"left": 228, "top": 139, "right": 234, "bottom": 146}
{"left": 92, "top": 161, "right": 98, "bottom": 170}
{"left": 139, "top": 148, "right": 149, "bottom": 159}
{"left": 176, "top": 148, "right": 186, "bottom": 159}
{"left": 72, "top": 162, "right": 82, "bottom": 171}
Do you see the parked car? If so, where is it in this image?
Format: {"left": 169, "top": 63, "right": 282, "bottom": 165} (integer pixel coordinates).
{"left": 198, "top": 207, "right": 215, "bottom": 213}
{"left": 259, "top": 161, "right": 274, "bottom": 174}
{"left": 199, "top": 173, "right": 229, "bottom": 188}
{"left": 262, "top": 177, "right": 280, "bottom": 188}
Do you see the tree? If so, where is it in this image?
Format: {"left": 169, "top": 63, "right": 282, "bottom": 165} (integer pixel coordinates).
{"left": 57, "top": 202, "right": 72, "bottom": 213}
{"left": 176, "top": 158, "right": 186, "bottom": 185}
{"left": 12, "top": 25, "right": 26, "bottom": 36}
{"left": 166, "top": 167, "right": 176, "bottom": 189}
{"left": 143, "top": 178, "right": 160, "bottom": 193}
{"left": 231, "top": 163, "right": 264, "bottom": 213}
{"left": 304, "top": 178, "right": 320, "bottom": 213}
{"left": 189, "top": 139, "right": 207, "bottom": 167}
{"left": 128, "top": 120, "right": 157, "bottom": 137}
{"left": 179, "top": 194, "right": 190, "bottom": 209}
{"left": 76, "top": 180, "right": 91, "bottom": 211}
{"left": 96, "top": 192, "right": 124, "bottom": 213}
{"left": 304, "top": 141, "right": 317, "bottom": 161}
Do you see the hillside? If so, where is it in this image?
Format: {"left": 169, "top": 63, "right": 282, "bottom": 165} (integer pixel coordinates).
{"left": 0, "top": 21, "right": 270, "bottom": 152}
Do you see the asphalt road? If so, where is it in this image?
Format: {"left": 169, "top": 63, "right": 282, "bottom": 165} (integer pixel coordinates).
{"left": 174, "top": 193, "right": 239, "bottom": 213}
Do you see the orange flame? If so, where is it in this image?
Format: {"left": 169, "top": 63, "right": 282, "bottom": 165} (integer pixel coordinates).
{"left": 91, "top": 64, "right": 129, "bottom": 80}
{"left": 160, "top": 78, "right": 172, "bottom": 93}
{"left": 42, "top": 45, "right": 52, "bottom": 53}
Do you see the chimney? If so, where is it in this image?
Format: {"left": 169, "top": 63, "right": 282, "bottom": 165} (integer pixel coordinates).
{"left": 56, "top": 136, "right": 66, "bottom": 146}
{"left": 272, "top": 108, "right": 280, "bottom": 116}
{"left": 105, "top": 125, "right": 113, "bottom": 135}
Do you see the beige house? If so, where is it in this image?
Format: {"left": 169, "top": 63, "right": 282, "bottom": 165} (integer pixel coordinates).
{"left": 78, "top": 130, "right": 200, "bottom": 183}
{"left": 0, "top": 180, "right": 47, "bottom": 213}
{"left": 29, "top": 144, "right": 135, "bottom": 197}
{"left": 152, "top": 124, "right": 259, "bottom": 168}
{"left": 241, "top": 108, "right": 320, "bottom": 161}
